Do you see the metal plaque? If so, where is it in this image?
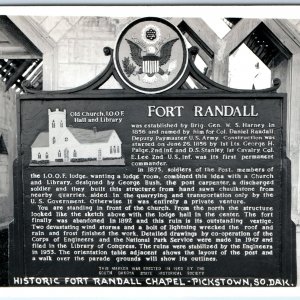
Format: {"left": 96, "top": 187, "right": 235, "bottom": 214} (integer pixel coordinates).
{"left": 9, "top": 28, "right": 296, "bottom": 287}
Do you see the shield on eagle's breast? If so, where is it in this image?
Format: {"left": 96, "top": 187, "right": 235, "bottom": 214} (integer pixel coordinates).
{"left": 114, "top": 17, "right": 188, "bottom": 94}
{"left": 142, "top": 55, "right": 160, "bottom": 75}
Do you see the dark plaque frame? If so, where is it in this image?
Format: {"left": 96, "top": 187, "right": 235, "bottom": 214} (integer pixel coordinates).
{"left": 9, "top": 46, "right": 297, "bottom": 286}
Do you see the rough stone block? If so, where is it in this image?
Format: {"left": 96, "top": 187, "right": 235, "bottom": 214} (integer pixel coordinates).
{"left": 0, "top": 154, "right": 8, "bottom": 164}
{"left": 0, "top": 82, "right": 16, "bottom": 229}
{"left": 0, "top": 196, "right": 8, "bottom": 222}
{"left": 58, "top": 63, "right": 97, "bottom": 89}
{"left": 40, "top": 16, "right": 63, "bottom": 33}
{"left": 68, "top": 39, "right": 114, "bottom": 64}
{"left": 64, "top": 17, "right": 117, "bottom": 39}
{"left": 0, "top": 169, "right": 8, "bottom": 195}
{"left": 31, "top": 16, "right": 47, "bottom": 24}
{"left": 66, "top": 16, "right": 81, "bottom": 25}
{"left": 58, "top": 43, "right": 69, "bottom": 64}
{"left": 50, "top": 19, "right": 72, "bottom": 42}
{"left": 65, "top": 27, "right": 116, "bottom": 39}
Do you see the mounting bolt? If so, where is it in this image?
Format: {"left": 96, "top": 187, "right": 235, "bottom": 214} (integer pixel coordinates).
{"left": 103, "top": 47, "right": 112, "bottom": 56}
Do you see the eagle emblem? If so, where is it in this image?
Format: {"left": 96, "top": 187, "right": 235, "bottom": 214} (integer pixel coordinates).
{"left": 122, "top": 27, "right": 179, "bottom": 84}
{"left": 115, "top": 18, "right": 188, "bottom": 93}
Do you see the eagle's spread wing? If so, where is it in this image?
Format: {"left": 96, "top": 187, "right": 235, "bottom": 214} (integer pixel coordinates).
{"left": 159, "top": 38, "right": 179, "bottom": 66}
{"left": 126, "top": 39, "right": 143, "bottom": 67}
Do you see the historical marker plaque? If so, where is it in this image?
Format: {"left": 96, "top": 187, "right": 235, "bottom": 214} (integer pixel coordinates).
{"left": 9, "top": 18, "right": 296, "bottom": 287}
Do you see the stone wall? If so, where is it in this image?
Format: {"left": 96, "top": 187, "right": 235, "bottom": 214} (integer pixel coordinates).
{"left": 57, "top": 17, "right": 117, "bottom": 89}
{"left": 31, "top": 16, "right": 133, "bottom": 90}
{"left": 0, "top": 81, "right": 17, "bottom": 225}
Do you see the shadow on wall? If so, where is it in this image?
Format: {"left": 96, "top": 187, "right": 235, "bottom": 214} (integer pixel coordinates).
{"left": 0, "top": 228, "right": 8, "bottom": 286}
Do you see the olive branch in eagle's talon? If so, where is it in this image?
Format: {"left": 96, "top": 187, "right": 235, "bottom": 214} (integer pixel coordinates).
{"left": 122, "top": 57, "right": 136, "bottom": 77}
